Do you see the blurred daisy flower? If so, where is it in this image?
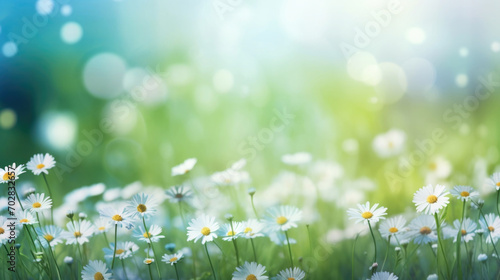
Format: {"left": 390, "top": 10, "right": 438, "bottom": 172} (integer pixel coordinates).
{"left": 171, "top": 158, "right": 197, "bottom": 176}
{"left": 62, "top": 220, "right": 95, "bottom": 245}
{"left": 479, "top": 213, "right": 500, "bottom": 243}
{"left": 281, "top": 152, "right": 312, "bottom": 165}
{"left": 276, "top": 267, "right": 305, "bottom": 280}
{"left": 36, "top": 225, "right": 63, "bottom": 247}
{"left": 81, "top": 260, "right": 112, "bottom": 280}
{"left": 0, "top": 216, "right": 12, "bottom": 242}
{"left": 450, "top": 186, "right": 478, "bottom": 201}
{"left": 103, "top": 242, "right": 138, "bottom": 260}
{"left": 0, "top": 163, "right": 25, "bottom": 183}
{"left": 211, "top": 170, "right": 250, "bottom": 186}
{"left": 448, "top": 218, "right": 477, "bottom": 243}
{"left": 143, "top": 258, "right": 155, "bottom": 265}
{"left": 347, "top": 202, "right": 387, "bottom": 225}
{"left": 378, "top": 216, "right": 407, "bottom": 240}
{"left": 370, "top": 271, "right": 398, "bottom": 280}
{"left": 408, "top": 215, "right": 437, "bottom": 245}
{"left": 24, "top": 193, "right": 52, "bottom": 213}
{"left": 487, "top": 172, "right": 500, "bottom": 191}
{"left": 165, "top": 185, "right": 192, "bottom": 203}
{"left": 94, "top": 217, "right": 111, "bottom": 234}
{"left": 242, "top": 219, "right": 265, "bottom": 239}
{"left": 133, "top": 224, "right": 165, "bottom": 243}
{"left": 219, "top": 222, "right": 244, "bottom": 241}
{"left": 413, "top": 184, "right": 449, "bottom": 215}
{"left": 126, "top": 193, "right": 158, "bottom": 219}
{"left": 99, "top": 207, "right": 135, "bottom": 230}
{"left": 26, "top": 153, "right": 56, "bottom": 175}
{"left": 372, "top": 129, "right": 406, "bottom": 158}
{"left": 263, "top": 205, "right": 302, "bottom": 232}
{"left": 478, "top": 254, "right": 488, "bottom": 262}
{"left": 16, "top": 210, "right": 38, "bottom": 227}
{"left": 187, "top": 214, "right": 219, "bottom": 244}
{"left": 162, "top": 252, "right": 183, "bottom": 265}
{"left": 426, "top": 156, "right": 452, "bottom": 180}
{"left": 232, "top": 262, "right": 268, "bottom": 280}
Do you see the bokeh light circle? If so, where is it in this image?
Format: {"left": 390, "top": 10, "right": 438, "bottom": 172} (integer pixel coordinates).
{"left": 456, "top": 74, "right": 468, "bottom": 87}
{"left": 0, "top": 109, "right": 17, "bottom": 129}
{"left": 2, "top": 42, "right": 18, "bottom": 57}
{"left": 36, "top": 0, "right": 54, "bottom": 15}
{"left": 61, "top": 5, "right": 72, "bottom": 16}
{"left": 374, "top": 62, "right": 407, "bottom": 104}
{"left": 122, "top": 68, "right": 168, "bottom": 105}
{"left": 213, "top": 69, "right": 234, "bottom": 93}
{"left": 406, "top": 27, "right": 426, "bottom": 44}
{"left": 61, "top": 22, "right": 83, "bottom": 44}
{"left": 83, "top": 53, "right": 127, "bottom": 99}
{"left": 38, "top": 112, "right": 78, "bottom": 149}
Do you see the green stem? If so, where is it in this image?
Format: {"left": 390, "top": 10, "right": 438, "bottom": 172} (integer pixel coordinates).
{"left": 121, "top": 259, "right": 129, "bottom": 280}
{"left": 434, "top": 213, "right": 451, "bottom": 279}
{"left": 102, "top": 232, "right": 110, "bottom": 246}
{"left": 230, "top": 221, "right": 240, "bottom": 266}
{"left": 284, "top": 230, "right": 294, "bottom": 268}
{"left": 367, "top": 221, "right": 377, "bottom": 273}
{"left": 49, "top": 246, "right": 63, "bottom": 280}
{"left": 205, "top": 243, "right": 217, "bottom": 280}
{"left": 351, "top": 234, "right": 360, "bottom": 280}
{"left": 381, "top": 236, "right": 390, "bottom": 271}
{"left": 111, "top": 224, "right": 118, "bottom": 269}
{"left": 15, "top": 190, "right": 24, "bottom": 211}
{"left": 456, "top": 200, "right": 466, "bottom": 280}
{"left": 142, "top": 217, "right": 162, "bottom": 279}
{"left": 497, "top": 191, "right": 500, "bottom": 217}
{"left": 250, "top": 195, "right": 259, "bottom": 219}
{"left": 250, "top": 239, "right": 257, "bottom": 262}
{"left": 174, "top": 263, "right": 180, "bottom": 280}
{"left": 178, "top": 202, "right": 186, "bottom": 227}
{"left": 147, "top": 264, "right": 154, "bottom": 280}
{"left": 41, "top": 173, "right": 54, "bottom": 225}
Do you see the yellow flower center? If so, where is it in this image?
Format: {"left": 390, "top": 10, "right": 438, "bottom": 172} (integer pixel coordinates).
{"left": 94, "top": 272, "right": 104, "bottom": 280}
{"left": 489, "top": 226, "right": 495, "bottom": 232}
{"left": 44, "top": 234, "right": 54, "bottom": 242}
{"left": 74, "top": 231, "right": 82, "bottom": 237}
{"left": 244, "top": 227, "right": 252, "bottom": 233}
{"left": 175, "top": 193, "right": 183, "bottom": 199}
{"left": 276, "top": 216, "right": 288, "bottom": 225}
{"left": 145, "top": 259, "right": 153, "bottom": 264}
{"left": 361, "top": 212, "right": 373, "bottom": 219}
{"left": 37, "top": 163, "right": 45, "bottom": 169}
{"left": 429, "top": 162, "right": 437, "bottom": 170}
{"left": 169, "top": 257, "right": 178, "bottom": 262}
{"left": 288, "top": 278, "right": 296, "bottom": 280}
{"left": 32, "top": 202, "right": 42, "bottom": 208}
{"left": 227, "top": 231, "right": 235, "bottom": 236}
{"left": 112, "top": 215, "right": 123, "bottom": 221}
{"left": 116, "top": 249, "right": 124, "bottom": 255}
{"left": 19, "top": 219, "right": 29, "bottom": 223}
{"left": 461, "top": 229, "right": 467, "bottom": 236}
{"left": 420, "top": 226, "right": 432, "bottom": 235}
{"left": 2, "top": 172, "right": 14, "bottom": 181}
{"left": 143, "top": 232, "right": 152, "bottom": 238}
{"left": 460, "top": 191, "right": 470, "bottom": 197}
{"left": 246, "top": 274, "right": 257, "bottom": 280}
{"left": 98, "top": 226, "right": 105, "bottom": 231}
{"left": 389, "top": 227, "right": 398, "bottom": 233}
{"left": 426, "top": 195, "right": 438, "bottom": 204}
{"left": 201, "top": 227, "right": 211, "bottom": 236}
{"left": 137, "top": 204, "right": 147, "bottom": 213}
{"left": 0, "top": 228, "right": 4, "bottom": 234}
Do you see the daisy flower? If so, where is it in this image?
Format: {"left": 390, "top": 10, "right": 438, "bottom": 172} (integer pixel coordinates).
{"left": 371, "top": 271, "right": 399, "bottom": 280}
{"left": 232, "top": 262, "right": 268, "bottom": 280}
{"left": 62, "top": 220, "right": 95, "bottom": 245}
{"left": 26, "top": 153, "right": 56, "bottom": 175}
{"left": 103, "top": 242, "right": 138, "bottom": 260}
{"left": 478, "top": 254, "right": 488, "bottom": 262}
{"left": 347, "top": 202, "right": 387, "bottom": 225}
{"left": 242, "top": 219, "right": 265, "bottom": 239}
{"left": 487, "top": 172, "right": 500, "bottom": 191}
{"left": 372, "top": 129, "right": 406, "bottom": 158}
{"left": 219, "top": 222, "right": 245, "bottom": 241}
{"left": 450, "top": 186, "right": 479, "bottom": 201}
{"left": 211, "top": 170, "right": 250, "bottom": 186}
{"left": 126, "top": 193, "right": 158, "bottom": 219}
{"left": 378, "top": 216, "right": 407, "bottom": 240}
{"left": 187, "top": 214, "right": 219, "bottom": 244}
{"left": 24, "top": 193, "right": 52, "bottom": 213}
{"left": 171, "top": 158, "right": 197, "bottom": 176}
{"left": 94, "top": 217, "right": 111, "bottom": 234}
{"left": 276, "top": 267, "right": 305, "bottom": 280}
{"left": 99, "top": 207, "right": 135, "bottom": 230}
{"left": 281, "top": 152, "right": 312, "bottom": 165}
{"left": 144, "top": 258, "right": 155, "bottom": 265}
{"left": 449, "top": 218, "right": 477, "bottom": 243}
{"left": 0, "top": 216, "right": 12, "bottom": 243}
{"left": 16, "top": 210, "right": 38, "bottom": 227}
{"left": 133, "top": 224, "right": 165, "bottom": 243}
{"left": 165, "top": 185, "right": 193, "bottom": 203}
{"left": 81, "top": 260, "right": 112, "bottom": 280}
{"left": 426, "top": 156, "right": 452, "bottom": 179}
{"left": 0, "top": 163, "right": 25, "bottom": 183}
{"left": 479, "top": 213, "right": 500, "bottom": 243}
{"left": 407, "top": 215, "right": 437, "bottom": 245}
{"left": 263, "top": 205, "right": 302, "bottom": 232}
{"left": 35, "top": 225, "right": 64, "bottom": 247}
{"left": 162, "top": 252, "right": 183, "bottom": 265}
{"left": 413, "top": 184, "right": 449, "bottom": 215}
